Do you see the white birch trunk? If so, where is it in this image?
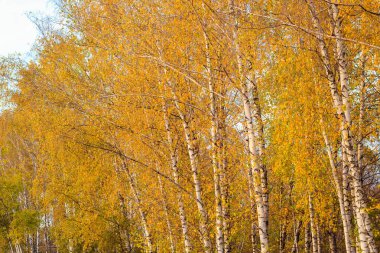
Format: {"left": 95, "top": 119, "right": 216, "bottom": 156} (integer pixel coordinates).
{"left": 118, "top": 193, "right": 133, "bottom": 252}
{"left": 241, "top": 75, "right": 269, "bottom": 253}
{"left": 244, "top": 124, "right": 258, "bottom": 253}
{"left": 330, "top": 4, "right": 377, "bottom": 252}
{"left": 249, "top": 169, "right": 257, "bottom": 253}
{"left": 163, "top": 102, "right": 192, "bottom": 253}
{"left": 316, "top": 225, "right": 321, "bottom": 253}
{"left": 357, "top": 53, "right": 367, "bottom": 174}
{"left": 350, "top": 175, "right": 370, "bottom": 253}
{"left": 203, "top": 26, "right": 224, "bottom": 253}
{"left": 306, "top": 2, "right": 377, "bottom": 252}
{"left": 221, "top": 147, "right": 231, "bottom": 253}
{"left": 321, "top": 126, "right": 355, "bottom": 253}
{"left": 230, "top": 1, "right": 269, "bottom": 251}
{"left": 124, "top": 163, "right": 153, "bottom": 252}
{"left": 36, "top": 231, "right": 39, "bottom": 253}
{"left": 171, "top": 91, "right": 212, "bottom": 253}
{"left": 308, "top": 195, "right": 318, "bottom": 253}
{"left": 219, "top": 73, "right": 230, "bottom": 253}
{"left": 249, "top": 77, "right": 269, "bottom": 235}
{"left": 16, "top": 243, "right": 22, "bottom": 253}
{"left": 157, "top": 172, "right": 175, "bottom": 253}
{"left": 305, "top": 223, "right": 311, "bottom": 253}
{"left": 9, "top": 241, "right": 15, "bottom": 253}
{"left": 328, "top": 231, "right": 337, "bottom": 253}
{"left": 291, "top": 220, "right": 302, "bottom": 253}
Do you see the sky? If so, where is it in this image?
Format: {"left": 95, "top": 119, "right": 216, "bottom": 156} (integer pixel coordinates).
{"left": 0, "top": 0, "right": 55, "bottom": 57}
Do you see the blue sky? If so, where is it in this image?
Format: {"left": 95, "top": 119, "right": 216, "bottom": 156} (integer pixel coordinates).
{"left": 0, "top": 0, "right": 55, "bottom": 57}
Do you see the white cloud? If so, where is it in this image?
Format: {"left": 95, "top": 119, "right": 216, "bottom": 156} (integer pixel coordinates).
{"left": 0, "top": 0, "right": 55, "bottom": 56}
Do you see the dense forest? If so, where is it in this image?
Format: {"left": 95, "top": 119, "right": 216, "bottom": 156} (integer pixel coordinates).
{"left": 0, "top": 0, "right": 379, "bottom": 252}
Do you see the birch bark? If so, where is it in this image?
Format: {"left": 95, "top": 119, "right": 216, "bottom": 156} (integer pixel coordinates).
{"left": 305, "top": 223, "right": 311, "bottom": 253}
{"left": 291, "top": 220, "right": 302, "bottom": 253}
{"left": 321, "top": 125, "right": 355, "bottom": 253}
{"left": 162, "top": 102, "right": 192, "bottom": 253}
{"left": 123, "top": 162, "right": 153, "bottom": 252}
{"left": 157, "top": 172, "right": 175, "bottom": 253}
{"left": 316, "top": 225, "right": 321, "bottom": 253}
{"left": 308, "top": 195, "right": 318, "bottom": 253}
{"left": 306, "top": 1, "right": 377, "bottom": 252}
{"left": 230, "top": 1, "right": 269, "bottom": 251}
{"left": 357, "top": 53, "right": 367, "bottom": 175}
{"left": 171, "top": 90, "right": 212, "bottom": 253}
{"left": 330, "top": 4, "right": 377, "bottom": 252}
{"left": 328, "top": 231, "right": 338, "bottom": 253}
{"left": 203, "top": 26, "right": 224, "bottom": 253}
{"left": 244, "top": 124, "right": 258, "bottom": 253}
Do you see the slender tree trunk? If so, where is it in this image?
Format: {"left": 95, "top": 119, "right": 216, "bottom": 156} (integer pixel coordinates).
{"left": 321, "top": 126, "right": 355, "bottom": 253}
{"left": 305, "top": 223, "right": 311, "bottom": 253}
{"left": 218, "top": 97, "right": 231, "bottom": 253}
{"left": 244, "top": 123, "right": 257, "bottom": 253}
{"left": 28, "top": 234, "right": 35, "bottom": 253}
{"left": 119, "top": 211, "right": 133, "bottom": 253}
{"left": 171, "top": 91, "right": 212, "bottom": 253}
{"left": 308, "top": 195, "right": 318, "bottom": 253}
{"left": 209, "top": 48, "right": 231, "bottom": 253}
{"left": 221, "top": 137, "right": 231, "bottom": 253}
{"left": 343, "top": 149, "right": 357, "bottom": 253}
{"left": 117, "top": 188, "right": 133, "bottom": 252}
{"left": 246, "top": 129, "right": 257, "bottom": 253}
{"left": 162, "top": 102, "right": 192, "bottom": 253}
{"left": 241, "top": 77, "right": 269, "bottom": 253}
{"left": 357, "top": 52, "right": 367, "bottom": 186}
{"left": 8, "top": 240, "right": 14, "bottom": 253}
{"left": 16, "top": 243, "right": 22, "bottom": 253}
{"left": 279, "top": 223, "right": 287, "bottom": 253}
{"left": 68, "top": 239, "right": 73, "bottom": 253}
{"left": 157, "top": 172, "right": 175, "bottom": 253}
{"left": 350, "top": 177, "right": 369, "bottom": 253}
{"left": 356, "top": 235, "right": 361, "bottom": 253}
{"left": 249, "top": 76, "right": 269, "bottom": 239}
{"left": 230, "top": 2, "right": 269, "bottom": 252}
{"left": 278, "top": 188, "right": 289, "bottom": 253}
{"left": 43, "top": 213, "right": 50, "bottom": 253}
{"left": 328, "top": 231, "right": 337, "bottom": 253}
{"left": 203, "top": 26, "right": 224, "bottom": 253}
{"left": 115, "top": 160, "right": 133, "bottom": 253}
{"left": 36, "top": 231, "right": 39, "bottom": 253}
{"left": 316, "top": 225, "right": 321, "bottom": 253}
{"left": 123, "top": 162, "right": 154, "bottom": 253}
{"left": 218, "top": 79, "right": 231, "bottom": 251}
{"left": 291, "top": 220, "right": 302, "bottom": 253}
